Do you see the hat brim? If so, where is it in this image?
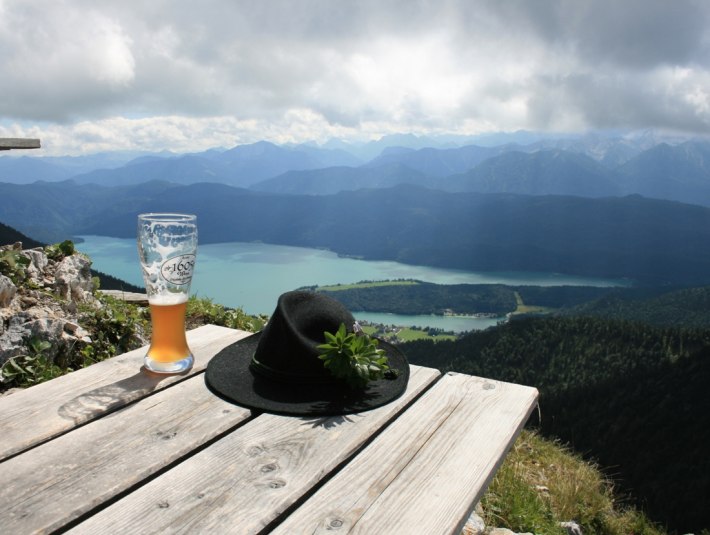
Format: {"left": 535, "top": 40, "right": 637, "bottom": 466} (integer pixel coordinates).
{"left": 205, "top": 332, "right": 410, "bottom": 416}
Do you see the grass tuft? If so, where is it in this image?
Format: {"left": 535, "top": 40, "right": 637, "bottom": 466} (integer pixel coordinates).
{"left": 480, "top": 429, "right": 665, "bottom": 535}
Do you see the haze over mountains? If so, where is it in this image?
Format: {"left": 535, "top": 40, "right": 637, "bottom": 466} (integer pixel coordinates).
{"left": 3, "top": 131, "right": 710, "bottom": 286}
{"left": 3, "top": 131, "right": 710, "bottom": 204}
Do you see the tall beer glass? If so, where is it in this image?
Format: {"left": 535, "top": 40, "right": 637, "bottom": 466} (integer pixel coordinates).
{"left": 137, "top": 213, "right": 197, "bottom": 373}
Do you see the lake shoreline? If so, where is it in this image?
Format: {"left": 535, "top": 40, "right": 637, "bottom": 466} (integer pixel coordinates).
{"left": 76, "top": 235, "right": 628, "bottom": 331}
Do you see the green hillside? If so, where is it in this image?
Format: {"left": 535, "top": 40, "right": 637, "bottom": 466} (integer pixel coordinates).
{"left": 562, "top": 284, "right": 710, "bottom": 327}
{"left": 6, "top": 181, "right": 710, "bottom": 285}
{"left": 316, "top": 280, "right": 518, "bottom": 315}
{"left": 314, "top": 280, "right": 626, "bottom": 317}
{"left": 0, "top": 220, "right": 44, "bottom": 249}
{"left": 481, "top": 429, "right": 664, "bottom": 535}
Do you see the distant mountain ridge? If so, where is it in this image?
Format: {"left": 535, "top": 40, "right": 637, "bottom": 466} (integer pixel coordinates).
{"left": 4, "top": 132, "right": 710, "bottom": 286}
{"left": 251, "top": 162, "right": 431, "bottom": 194}
{"left": 361, "top": 143, "right": 510, "bottom": 177}
{"left": 436, "top": 149, "right": 619, "bottom": 196}
{"left": 3, "top": 180, "right": 710, "bottom": 286}
{"left": 251, "top": 140, "right": 710, "bottom": 204}
{"left": 1, "top": 141, "right": 363, "bottom": 189}
{"left": 3, "top": 134, "right": 710, "bottom": 205}
{"left": 616, "top": 141, "right": 710, "bottom": 203}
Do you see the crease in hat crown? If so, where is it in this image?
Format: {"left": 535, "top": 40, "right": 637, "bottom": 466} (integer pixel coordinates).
{"left": 249, "top": 290, "right": 355, "bottom": 385}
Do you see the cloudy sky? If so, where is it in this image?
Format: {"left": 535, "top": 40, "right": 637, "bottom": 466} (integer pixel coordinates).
{"left": 1, "top": 0, "right": 709, "bottom": 155}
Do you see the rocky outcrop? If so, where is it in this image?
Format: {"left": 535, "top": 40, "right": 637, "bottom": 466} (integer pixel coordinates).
{"left": 54, "top": 253, "right": 96, "bottom": 306}
{"left": 0, "top": 274, "right": 16, "bottom": 307}
{"left": 0, "top": 242, "right": 141, "bottom": 378}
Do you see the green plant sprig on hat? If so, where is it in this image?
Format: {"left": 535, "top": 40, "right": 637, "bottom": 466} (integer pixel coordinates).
{"left": 317, "top": 323, "right": 391, "bottom": 389}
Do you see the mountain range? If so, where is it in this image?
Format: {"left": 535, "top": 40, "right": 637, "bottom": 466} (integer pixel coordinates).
{"left": 3, "top": 179, "right": 710, "bottom": 286}
{"left": 3, "top": 133, "right": 710, "bottom": 205}
{"left": 4, "top": 132, "right": 710, "bottom": 286}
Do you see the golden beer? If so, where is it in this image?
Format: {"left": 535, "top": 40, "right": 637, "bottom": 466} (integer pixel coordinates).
{"left": 138, "top": 213, "right": 197, "bottom": 374}
{"left": 146, "top": 299, "right": 190, "bottom": 363}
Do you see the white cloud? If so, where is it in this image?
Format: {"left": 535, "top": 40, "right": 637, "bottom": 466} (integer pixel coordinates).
{"left": 0, "top": 2, "right": 136, "bottom": 122}
{"left": 2, "top": 0, "right": 710, "bottom": 154}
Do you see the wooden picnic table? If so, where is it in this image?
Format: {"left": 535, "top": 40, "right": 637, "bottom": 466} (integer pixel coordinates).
{"left": 0, "top": 325, "right": 538, "bottom": 534}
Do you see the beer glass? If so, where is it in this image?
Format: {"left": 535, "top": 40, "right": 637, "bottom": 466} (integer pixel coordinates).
{"left": 137, "top": 213, "right": 197, "bottom": 373}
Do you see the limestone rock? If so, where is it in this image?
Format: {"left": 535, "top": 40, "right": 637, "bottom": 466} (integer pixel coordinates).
{"left": 22, "top": 248, "right": 49, "bottom": 285}
{"left": 0, "top": 274, "right": 15, "bottom": 308}
{"left": 560, "top": 521, "right": 583, "bottom": 535}
{"left": 462, "top": 512, "right": 486, "bottom": 534}
{"left": 0, "top": 244, "right": 103, "bottom": 371}
{"left": 53, "top": 253, "right": 96, "bottom": 305}
{"left": 26, "top": 316, "right": 65, "bottom": 339}
{"left": 64, "top": 320, "right": 92, "bottom": 340}
{"left": 0, "top": 319, "right": 27, "bottom": 362}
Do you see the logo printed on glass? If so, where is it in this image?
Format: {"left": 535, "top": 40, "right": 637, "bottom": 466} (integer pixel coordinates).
{"left": 160, "top": 254, "right": 196, "bottom": 285}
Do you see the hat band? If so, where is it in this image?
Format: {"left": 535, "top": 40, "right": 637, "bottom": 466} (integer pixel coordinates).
{"left": 250, "top": 355, "right": 334, "bottom": 385}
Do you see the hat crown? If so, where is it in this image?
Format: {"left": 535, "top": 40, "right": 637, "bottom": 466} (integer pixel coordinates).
{"left": 250, "top": 291, "right": 355, "bottom": 384}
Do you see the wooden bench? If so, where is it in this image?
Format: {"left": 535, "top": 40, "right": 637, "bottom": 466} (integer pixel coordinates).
{"left": 0, "top": 325, "right": 538, "bottom": 534}
{"left": 0, "top": 138, "right": 41, "bottom": 150}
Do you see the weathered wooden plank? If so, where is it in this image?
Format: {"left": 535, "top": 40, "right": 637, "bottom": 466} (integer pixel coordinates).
{"left": 272, "top": 372, "right": 539, "bottom": 535}
{"left": 66, "top": 365, "right": 441, "bottom": 535}
{"left": 0, "top": 324, "right": 251, "bottom": 461}
{"left": 99, "top": 289, "right": 149, "bottom": 304}
{"left": 0, "top": 375, "right": 253, "bottom": 534}
{"left": 0, "top": 137, "right": 41, "bottom": 149}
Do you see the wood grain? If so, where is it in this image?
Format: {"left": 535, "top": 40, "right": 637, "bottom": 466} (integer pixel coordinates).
{"left": 272, "top": 372, "right": 539, "bottom": 535}
{"left": 66, "top": 366, "right": 441, "bottom": 535}
{"left": 0, "top": 324, "right": 251, "bottom": 461}
{"left": 0, "top": 375, "right": 252, "bottom": 534}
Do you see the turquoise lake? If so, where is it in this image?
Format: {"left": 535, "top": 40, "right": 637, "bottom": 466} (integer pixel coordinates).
{"left": 77, "top": 235, "right": 627, "bottom": 332}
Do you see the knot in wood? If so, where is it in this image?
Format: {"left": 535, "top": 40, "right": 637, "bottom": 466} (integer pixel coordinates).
{"left": 328, "top": 518, "right": 344, "bottom": 529}
{"left": 247, "top": 445, "right": 265, "bottom": 457}
{"left": 260, "top": 462, "right": 278, "bottom": 473}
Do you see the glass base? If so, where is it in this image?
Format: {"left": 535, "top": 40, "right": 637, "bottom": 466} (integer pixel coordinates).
{"left": 144, "top": 353, "right": 194, "bottom": 374}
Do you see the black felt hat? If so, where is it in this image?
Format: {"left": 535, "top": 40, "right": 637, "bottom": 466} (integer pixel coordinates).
{"left": 205, "top": 290, "right": 410, "bottom": 416}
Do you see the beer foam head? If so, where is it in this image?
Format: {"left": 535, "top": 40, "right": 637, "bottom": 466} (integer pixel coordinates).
{"left": 148, "top": 292, "right": 188, "bottom": 306}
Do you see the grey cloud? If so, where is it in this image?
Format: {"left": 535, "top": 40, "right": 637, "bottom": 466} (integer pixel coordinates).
{"left": 2, "top": 0, "right": 710, "bottom": 145}
{"left": 527, "top": 71, "right": 710, "bottom": 133}
{"left": 502, "top": 0, "right": 710, "bottom": 68}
